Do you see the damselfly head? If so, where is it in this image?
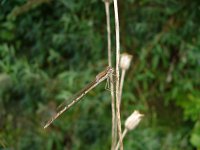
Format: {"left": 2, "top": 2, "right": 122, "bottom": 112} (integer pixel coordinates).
{"left": 106, "top": 66, "right": 114, "bottom": 74}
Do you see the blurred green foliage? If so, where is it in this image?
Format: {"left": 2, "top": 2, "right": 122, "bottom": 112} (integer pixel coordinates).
{"left": 0, "top": 0, "right": 200, "bottom": 149}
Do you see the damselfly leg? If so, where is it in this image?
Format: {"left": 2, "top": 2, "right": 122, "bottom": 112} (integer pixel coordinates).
{"left": 105, "top": 77, "right": 110, "bottom": 91}
{"left": 105, "top": 74, "right": 117, "bottom": 92}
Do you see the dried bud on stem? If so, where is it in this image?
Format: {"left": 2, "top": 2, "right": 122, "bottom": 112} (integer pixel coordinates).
{"left": 115, "top": 110, "right": 143, "bottom": 150}
{"left": 119, "top": 53, "right": 133, "bottom": 105}
{"left": 125, "top": 110, "right": 143, "bottom": 131}
{"left": 120, "top": 53, "right": 132, "bottom": 70}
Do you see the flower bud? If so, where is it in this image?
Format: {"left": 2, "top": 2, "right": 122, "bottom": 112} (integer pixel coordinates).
{"left": 120, "top": 53, "right": 132, "bottom": 70}
{"left": 125, "top": 110, "right": 143, "bottom": 131}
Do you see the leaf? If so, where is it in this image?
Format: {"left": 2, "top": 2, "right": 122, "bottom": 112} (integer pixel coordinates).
{"left": 190, "top": 122, "right": 200, "bottom": 148}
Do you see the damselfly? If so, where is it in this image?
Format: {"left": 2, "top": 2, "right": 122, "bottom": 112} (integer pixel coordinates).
{"left": 44, "top": 66, "right": 114, "bottom": 129}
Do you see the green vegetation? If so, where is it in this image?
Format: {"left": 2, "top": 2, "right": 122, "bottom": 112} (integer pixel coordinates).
{"left": 0, "top": 0, "right": 200, "bottom": 149}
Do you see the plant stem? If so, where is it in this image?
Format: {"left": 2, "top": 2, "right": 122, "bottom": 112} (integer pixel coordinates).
{"left": 115, "top": 129, "right": 128, "bottom": 150}
{"left": 119, "top": 69, "right": 126, "bottom": 105}
{"left": 105, "top": 1, "right": 111, "bottom": 67}
{"left": 113, "top": 0, "right": 123, "bottom": 149}
{"left": 104, "top": 1, "right": 117, "bottom": 149}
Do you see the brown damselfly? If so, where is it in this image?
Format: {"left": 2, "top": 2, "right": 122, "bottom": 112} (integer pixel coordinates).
{"left": 44, "top": 66, "right": 114, "bottom": 129}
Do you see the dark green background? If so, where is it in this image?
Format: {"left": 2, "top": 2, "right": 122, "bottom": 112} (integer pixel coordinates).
{"left": 0, "top": 0, "right": 200, "bottom": 149}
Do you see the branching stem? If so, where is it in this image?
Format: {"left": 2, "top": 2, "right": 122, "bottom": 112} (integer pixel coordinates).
{"left": 115, "top": 129, "right": 128, "bottom": 150}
